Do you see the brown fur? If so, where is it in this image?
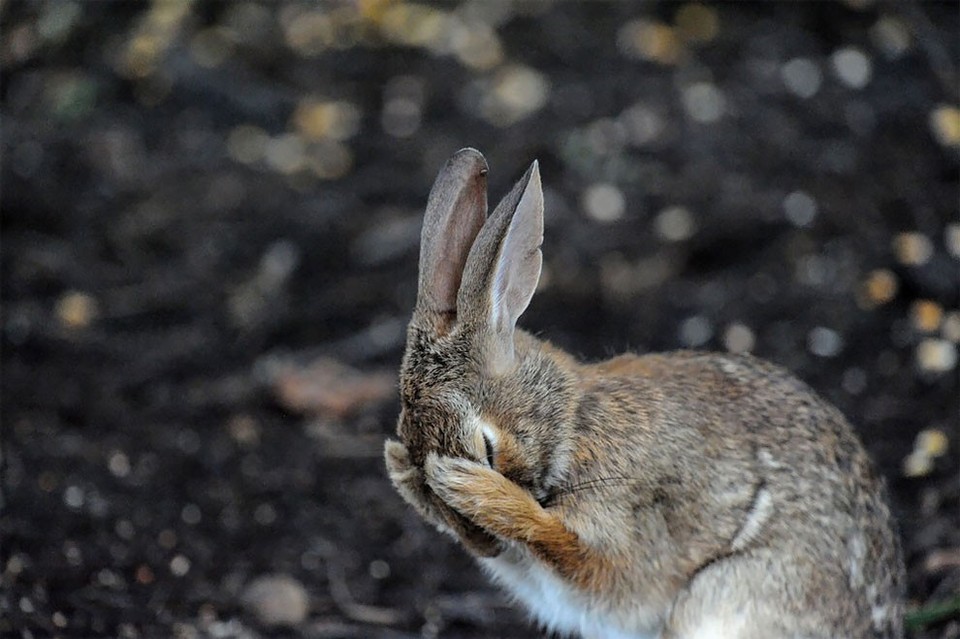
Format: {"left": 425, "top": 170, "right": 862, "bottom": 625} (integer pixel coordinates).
{"left": 385, "top": 150, "right": 905, "bottom": 638}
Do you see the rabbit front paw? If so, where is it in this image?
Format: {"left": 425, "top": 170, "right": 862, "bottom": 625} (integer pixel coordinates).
{"left": 384, "top": 440, "right": 500, "bottom": 557}
{"left": 384, "top": 439, "right": 443, "bottom": 527}
{"left": 424, "top": 453, "right": 580, "bottom": 550}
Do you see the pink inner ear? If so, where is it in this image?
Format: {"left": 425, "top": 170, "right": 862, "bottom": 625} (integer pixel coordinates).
{"left": 429, "top": 188, "right": 487, "bottom": 313}
{"left": 489, "top": 163, "right": 544, "bottom": 335}
{"left": 417, "top": 149, "right": 489, "bottom": 318}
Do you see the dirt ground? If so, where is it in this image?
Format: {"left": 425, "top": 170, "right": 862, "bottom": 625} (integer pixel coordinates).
{"left": 2, "top": 1, "right": 958, "bottom": 638}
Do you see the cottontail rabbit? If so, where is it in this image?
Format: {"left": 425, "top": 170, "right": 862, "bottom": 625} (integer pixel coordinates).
{"left": 384, "top": 148, "right": 905, "bottom": 639}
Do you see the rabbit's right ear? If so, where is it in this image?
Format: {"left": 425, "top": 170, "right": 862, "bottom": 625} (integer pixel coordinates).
{"left": 457, "top": 161, "right": 543, "bottom": 374}
{"left": 415, "top": 148, "right": 489, "bottom": 328}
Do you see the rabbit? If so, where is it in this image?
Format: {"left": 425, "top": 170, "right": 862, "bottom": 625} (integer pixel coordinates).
{"left": 384, "top": 148, "right": 905, "bottom": 639}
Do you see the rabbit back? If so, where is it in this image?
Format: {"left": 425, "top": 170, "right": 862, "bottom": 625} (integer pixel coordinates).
{"left": 562, "top": 350, "right": 905, "bottom": 638}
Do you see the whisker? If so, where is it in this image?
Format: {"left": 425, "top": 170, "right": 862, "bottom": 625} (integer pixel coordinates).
{"left": 543, "top": 476, "right": 634, "bottom": 507}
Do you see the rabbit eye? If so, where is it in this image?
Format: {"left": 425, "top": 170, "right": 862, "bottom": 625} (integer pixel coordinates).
{"left": 482, "top": 433, "right": 495, "bottom": 468}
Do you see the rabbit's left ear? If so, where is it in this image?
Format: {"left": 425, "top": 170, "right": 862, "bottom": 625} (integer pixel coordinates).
{"left": 457, "top": 161, "right": 543, "bottom": 374}
{"left": 415, "top": 148, "right": 489, "bottom": 328}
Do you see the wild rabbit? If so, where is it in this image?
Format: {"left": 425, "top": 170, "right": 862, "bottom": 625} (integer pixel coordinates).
{"left": 384, "top": 148, "right": 905, "bottom": 639}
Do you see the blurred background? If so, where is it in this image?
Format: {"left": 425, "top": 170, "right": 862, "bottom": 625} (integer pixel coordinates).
{"left": 2, "top": 1, "right": 958, "bottom": 637}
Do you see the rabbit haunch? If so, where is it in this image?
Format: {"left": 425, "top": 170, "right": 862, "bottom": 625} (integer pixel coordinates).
{"left": 385, "top": 148, "right": 905, "bottom": 639}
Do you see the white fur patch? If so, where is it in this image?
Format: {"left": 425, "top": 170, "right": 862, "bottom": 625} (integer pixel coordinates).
{"left": 479, "top": 548, "right": 657, "bottom": 639}
{"left": 847, "top": 533, "right": 866, "bottom": 589}
{"left": 871, "top": 604, "right": 891, "bottom": 629}
{"left": 481, "top": 421, "right": 499, "bottom": 447}
{"left": 719, "top": 360, "right": 743, "bottom": 375}
{"left": 685, "top": 614, "right": 749, "bottom": 639}
{"left": 757, "top": 449, "right": 783, "bottom": 469}
{"left": 731, "top": 487, "right": 773, "bottom": 551}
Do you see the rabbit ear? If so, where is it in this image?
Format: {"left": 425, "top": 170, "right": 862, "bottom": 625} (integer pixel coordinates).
{"left": 416, "top": 148, "right": 489, "bottom": 325}
{"left": 458, "top": 161, "right": 543, "bottom": 373}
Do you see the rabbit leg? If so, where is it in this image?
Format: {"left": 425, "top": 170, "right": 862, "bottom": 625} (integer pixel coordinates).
{"left": 424, "top": 453, "right": 608, "bottom": 587}
{"left": 661, "top": 552, "right": 845, "bottom": 639}
{"left": 384, "top": 440, "right": 500, "bottom": 556}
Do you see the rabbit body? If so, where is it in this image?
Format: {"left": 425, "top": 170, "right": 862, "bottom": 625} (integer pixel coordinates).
{"left": 385, "top": 149, "right": 905, "bottom": 639}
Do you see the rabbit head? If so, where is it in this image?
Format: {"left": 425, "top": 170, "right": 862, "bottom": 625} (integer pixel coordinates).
{"left": 388, "top": 148, "right": 578, "bottom": 555}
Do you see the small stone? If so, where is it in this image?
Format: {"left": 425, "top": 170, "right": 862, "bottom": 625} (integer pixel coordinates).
{"left": 190, "top": 28, "right": 232, "bottom": 69}
{"left": 892, "top": 232, "right": 934, "bottom": 266}
{"left": 916, "top": 429, "right": 949, "bottom": 458}
{"left": 916, "top": 338, "right": 957, "bottom": 373}
{"left": 723, "top": 323, "right": 755, "bottom": 354}
{"left": 39, "top": 470, "right": 58, "bottom": 492}
{"left": 307, "top": 140, "right": 353, "bottom": 180}
{"left": 582, "top": 183, "right": 626, "bottom": 223}
{"left": 870, "top": 16, "right": 911, "bottom": 59}
{"left": 226, "top": 125, "right": 268, "bottom": 165}
{"left": 783, "top": 191, "right": 817, "bottom": 227}
{"left": 682, "top": 82, "right": 725, "bottom": 123}
{"left": 617, "top": 20, "right": 682, "bottom": 65}
{"left": 181, "top": 504, "right": 202, "bottom": 525}
{"left": 831, "top": 47, "right": 872, "bottom": 89}
{"left": 56, "top": 291, "right": 98, "bottom": 328}
{"left": 929, "top": 105, "right": 960, "bottom": 147}
{"left": 228, "top": 415, "right": 260, "bottom": 447}
{"left": 379, "top": 3, "right": 449, "bottom": 48}
{"left": 108, "top": 451, "right": 130, "bottom": 478}
{"left": 170, "top": 554, "right": 191, "bottom": 577}
{"left": 842, "top": 367, "right": 868, "bottom": 395}
{"left": 264, "top": 134, "right": 306, "bottom": 174}
{"left": 382, "top": 76, "right": 424, "bottom": 138}
{"left": 135, "top": 564, "right": 155, "bottom": 585}
{"left": 924, "top": 548, "right": 960, "bottom": 573}
{"left": 381, "top": 97, "right": 421, "bottom": 138}
{"left": 902, "top": 450, "right": 932, "bottom": 478}
{"left": 781, "top": 58, "right": 822, "bottom": 99}
{"left": 158, "top": 529, "right": 177, "bottom": 549}
{"left": 6, "top": 554, "right": 26, "bottom": 576}
{"left": 241, "top": 574, "right": 309, "bottom": 627}
{"left": 796, "top": 254, "right": 829, "bottom": 287}
{"left": 63, "top": 485, "right": 84, "bottom": 509}
{"left": 369, "top": 559, "right": 390, "bottom": 580}
{"left": 910, "top": 300, "right": 943, "bottom": 333}
{"left": 946, "top": 223, "right": 960, "bottom": 258}
{"left": 679, "top": 315, "right": 713, "bottom": 347}
{"left": 172, "top": 622, "right": 199, "bottom": 639}
{"left": 115, "top": 519, "right": 135, "bottom": 540}
{"left": 479, "top": 64, "right": 550, "bottom": 127}
{"left": 450, "top": 20, "right": 503, "bottom": 70}
{"left": 97, "top": 568, "right": 121, "bottom": 587}
{"left": 292, "top": 100, "right": 361, "bottom": 142}
{"left": 674, "top": 3, "right": 719, "bottom": 43}
{"left": 941, "top": 311, "right": 960, "bottom": 343}
{"left": 254, "top": 503, "right": 277, "bottom": 526}
{"left": 52, "top": 611, "right": 68, "bottom": 628}
{"left": 619, "top": 103, "right": 664, "bottom": 146}
{"left": 808, "top": 326, "right": 843, "bottom": 358}
{"left": 37, "top": 1, "right": 82, "bottom": 42}
{"left": 654, "top": 206, "right": 696, "bottom": 242}
{"left": 63, "top": 540, "right": 83, "bottom": 566}
{"left": 860, "top": 268, "right": 898, "bottom": 307}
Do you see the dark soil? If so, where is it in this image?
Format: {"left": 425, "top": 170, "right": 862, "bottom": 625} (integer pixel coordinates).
{"left": 2, "top": 2, "right": 958, "bottom": 638}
